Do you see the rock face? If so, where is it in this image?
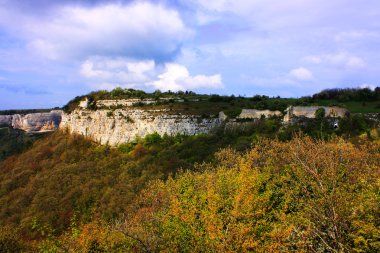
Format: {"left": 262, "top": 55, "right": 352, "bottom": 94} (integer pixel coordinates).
{"left": 60, "top": 103, "right": 350, "bottom": 146}
{"left": 0, "top": 115, "right": 12, "bottom": 126}
{"left": 95, "top": 98, "right": 184, "bottom": 108}
{"left": 60, "top": 109, "right": 225, "bottom": 146}
{"left": 2, "top": 96, "right": 351, "bottom": 145}
{"left": 0, "top": 111, "right": 62, "bottom": 132}
{"left": 284, "top": 106, "right": 348, "bottom": 122}
{"left": 238, "top": 109, "right": 282, "bottom": 119}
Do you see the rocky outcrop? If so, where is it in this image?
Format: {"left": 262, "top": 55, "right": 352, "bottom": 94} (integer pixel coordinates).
{"left": 60, "top": 104, "right": 351, "bottom": 146}
{"left": 60, "top": 109, "right": 225, "bottom": 146}
{"left": 0, "top": 111, "right": 62, "bottom": 132}
{"left": 0, "top": 115, "right": 12, "bottom": 127}
{"left": 238, "top": 109, "right": 282, "bottom": 119}
{"left": 284, "top": 106, "right": 348, "bottom": 122}
{"left": 95, "top": 98, "right": 184, "bottom": 108}
{"left": 2, "top": 96, "right": 352, "bottom": 145}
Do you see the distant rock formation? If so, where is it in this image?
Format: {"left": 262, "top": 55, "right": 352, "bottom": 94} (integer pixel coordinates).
{"left": 0, "top": 115, "right": 12, "bottom": 126}
{"left": 1, "top": 97, "right": 351, "bottom": 145}
{"left": 60, "top": 99, "right": 351, "bottom": 146}
{"left": 238, "top": 109, "right": 282, "bottom": 119}
{"left": 0, "top": 111, "right": 62, "bottom": 132}
{"left": 78, "top": 97, "right": 89, "bottom": 109}
{"left": 284, "top": 106, "right": 348, "bottom": 122}
{"left": 59, "top": 103, "right": 292, "bottom": 146}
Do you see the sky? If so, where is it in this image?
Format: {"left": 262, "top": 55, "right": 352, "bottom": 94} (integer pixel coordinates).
{"left": 0, "top": 0, "right": 379, "bottom": 109}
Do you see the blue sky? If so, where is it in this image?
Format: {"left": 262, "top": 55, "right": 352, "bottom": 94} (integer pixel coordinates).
{"left": 0, "top": 0, "right": 379, "bottom": 109}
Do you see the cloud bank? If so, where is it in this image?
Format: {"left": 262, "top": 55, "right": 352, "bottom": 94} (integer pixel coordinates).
{"left": 0, "top": 0, "right": 380, "bottom": 109}
{"left": 79, "top": 57, "right": 222, "bottom": 91}
{"left": 1, "top": 2, "right": 191, "bottom": 61}
{"left": 290, "top": 67, "right": 314, "bottom": 81}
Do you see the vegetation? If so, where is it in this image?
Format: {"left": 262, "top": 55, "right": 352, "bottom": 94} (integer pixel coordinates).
{"left": 0, "top": 116, "right": 379, "bottom": 252}
{"left": 0, "top": 127, "right": 48, "bottom": 161}
{"left": 0, "top": 128, "right": 266, "bottom": 234}
{"left": 0, "top": 87, "right": 379, "bottom": 252}
{"left": 312, "top": 87, "right": 380, "bottom": 101}
{"left": 63, "top": 87, "right": 380, "bottom": 114}
{"left": 106, "top": 136, "right": 380, "bottom": 252}
{"left": 0, "top": 109, "right": 56, "bottom": 115}
{"left": 1, "top": 132, "right": 378, "bottom": 252}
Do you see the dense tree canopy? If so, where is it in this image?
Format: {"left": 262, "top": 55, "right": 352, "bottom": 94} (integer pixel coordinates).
{"left": 0, "top": 129, "right": 379, "bottom": 252}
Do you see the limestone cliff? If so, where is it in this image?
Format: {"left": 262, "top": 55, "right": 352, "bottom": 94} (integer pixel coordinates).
{"left": 60, "top": 109, "right": 224, "bottom": 146}
{"left": 1, "top": 95, "right": 352, "bottom": 146}
{"left": 59, "top": 102, "right": 350, "bottom": 146}
{"left": 0, "top": 115, "right": 12, "bottom": 126}
{"left": 238, "top": 109, "right": 282, "bottom": 119}
{"left": 0, "top": 111, "right": 62, "bottom": 132}
{"left": 284, "top": 106, "right": 348, "bottom": 122}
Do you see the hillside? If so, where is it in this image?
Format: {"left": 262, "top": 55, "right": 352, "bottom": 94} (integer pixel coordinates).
{"left": 0, "top": 132, "right": 378, "bottom": 252}
{"left": 0, "top": 127, "right": 48, "bottom": 161}
{"left": 0, "top": 128, "right": 263, "bottom": 234}
{"left": 0, "top": 87, "right": 379, "bottom": 252}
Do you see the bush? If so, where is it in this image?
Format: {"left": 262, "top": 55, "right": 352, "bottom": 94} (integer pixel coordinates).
{"left": 315, "top": 107, "right": 326, "bottom": 119}
{"left": 143, "top": 132, "right": 162, "bottom": 145}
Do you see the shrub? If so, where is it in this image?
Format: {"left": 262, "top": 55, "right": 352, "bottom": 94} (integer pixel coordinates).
{"left": 315, "top": 107, "right": 326, "bottom": 119}
{"left": 143, "top": 132, "right": 162, "bottom": 145}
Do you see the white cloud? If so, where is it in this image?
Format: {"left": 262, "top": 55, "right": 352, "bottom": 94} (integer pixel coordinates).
{"left": 290, "top": 67, "right": 314, "bottom": 81}
{"left": 325, "top": 53, "right": 365, "bottom": 69}
{"left": 304, "top": 53, "right": 366, "bottom": 69}
{"left": 16, "top": 2, "right": 192, "bottom": 60}
{"left": 80, "top": 57, "right": 155, "bottom": 84}
{"left": 150, "top": 63, "right": 223, "bottom": 91}
{"left": 80, "top": 59, "right": 222, "bottom": 92}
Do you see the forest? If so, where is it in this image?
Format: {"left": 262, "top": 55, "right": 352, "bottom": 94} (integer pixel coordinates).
{"left": 0, "top": 87, "right": 379, "bottom": 252}
{"left": 0, "top": 130, "right": 378, "bottom": 252}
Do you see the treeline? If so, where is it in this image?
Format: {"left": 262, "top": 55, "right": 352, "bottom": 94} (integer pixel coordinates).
{"left": 63, "top": 88, "right": 201, "bottom": 113}
{"left": 313, "top": 87, "right": 380, "bottom": 101}
{"left": 0, "top": 109, "right": 55, "bottom": 115}
{"left": 63, "top": 86, "right": 380, "bottom": 114}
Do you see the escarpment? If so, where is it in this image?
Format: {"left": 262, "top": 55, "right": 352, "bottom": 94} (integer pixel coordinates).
{"left": 0, "top": 111, "right": 62, "bottom": 132}
{"left": 60, "top": 108, "right": 225, "bottom": 146}
{"left": 59, "top": 98, "right": 351, "bottom": 146}
{"left": 1, "top": 96, "right": 352, "bottom": 145}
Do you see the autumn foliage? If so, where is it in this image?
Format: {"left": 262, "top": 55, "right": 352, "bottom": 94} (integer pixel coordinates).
{"left": 109, "top": 136, "right": 379, "bottom": 252}
{"left": 0, "top": 131, "right": 379, "bottom": 252}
